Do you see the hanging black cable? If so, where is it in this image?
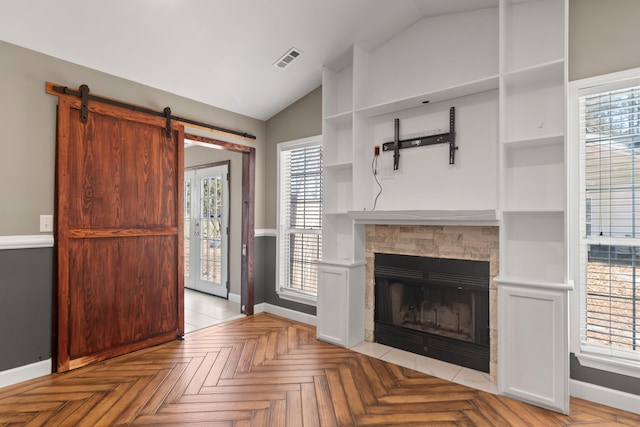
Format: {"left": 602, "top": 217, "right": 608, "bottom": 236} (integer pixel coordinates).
{"left": 48, "top": 83, "right": 256, "bottom": 140}
{"left": 372, "top": 154, "right": 382, "bottom": 211}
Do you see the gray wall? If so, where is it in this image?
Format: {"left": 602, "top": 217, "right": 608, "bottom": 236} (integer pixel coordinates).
{"left": 568, "top": 0, "right": 640, "bottom": 395}
{"left": 262, "top": 87, "right": 322, "bottom": 315}
{"left": 0, "top": 40, "right": 266, "bottom": 374}
{"left": 265, "top": 86, "right": 322, "bottom": 229}
{"left": 255, "top": 235, "right": 315, "bottom": 316}
{"left": 569, "top": 0, "right": 640, "bottom": 81}
{"left": 252, "top": 236, "right": 270, "bottom": 306}
{"left": 0, "top": 248, "right": 52, "bottom": 371}
{"left": 570, "top": 353, "right": 640, "bottom": 395}
{"left": 0, "top": 41, "right": 319, "bottom": 376}
{"left": 0, "top": 40, "right": 267, "bottom": 235}
{"left": 184, "top": 145, "right": 243, "bottom": 296}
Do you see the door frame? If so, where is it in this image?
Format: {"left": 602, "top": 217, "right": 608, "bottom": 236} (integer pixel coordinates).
{"left": 185, "top": 134, "right": 254, "bottom": 315}
{"left": 185, "top": 161, "right": 231, "bottom": 297}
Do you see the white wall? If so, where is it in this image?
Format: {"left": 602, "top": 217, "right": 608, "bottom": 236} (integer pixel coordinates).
{"left": 365, "top": 8, "right": 499, "bottom": 108}
{"left": 368, "top": 90, "right": 498, "bottom": 211}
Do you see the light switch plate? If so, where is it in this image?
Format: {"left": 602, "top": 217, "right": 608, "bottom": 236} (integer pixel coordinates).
{"left": 40, "top": 215, "right": 53, "bottom": 232}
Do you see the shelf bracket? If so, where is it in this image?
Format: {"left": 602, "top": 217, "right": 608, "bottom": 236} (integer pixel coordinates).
{"left": 382, "top": 107, "right": 457, "bottom": 168}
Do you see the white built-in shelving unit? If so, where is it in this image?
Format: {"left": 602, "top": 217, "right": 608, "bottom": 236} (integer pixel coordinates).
{"left": 317, "top": 0, "right": 569, "bottom": 413}
{"left": 495, "top": 0, "right": 569, "bottom": 414}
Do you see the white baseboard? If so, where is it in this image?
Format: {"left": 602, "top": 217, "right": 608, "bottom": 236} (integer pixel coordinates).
{"left": 257, "top": 303, "right": 316, "bottom": 326}
{"left": 228, "top": 292, "right": 241, "bottom": 304}
{"left": 571, "top": 379, "right": 640, "bottom": 415}
{"left": 0, "top": 359, "right": 52, "bottom": 389}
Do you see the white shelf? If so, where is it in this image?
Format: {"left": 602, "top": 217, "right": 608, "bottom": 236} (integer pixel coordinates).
{"left": 505, "top": 0, "right": 542, "bottom": 4}
{"left": 323, "top": 114, "right": 353, "bottom": 166}
{"left": 323, "top": 62, "right": 353, "bottom": 118}
{"left": 355, "top": 75, "right": 499, "bottom": 118}
{"left": 503, "top": 141, "right": 564, "bottom": 212}
{"left": 503, "top": 59, "right": 564, "bottom": 87}
{"left": 324, "top": 111, "right": 353, "bottom": 126}
{"left": 323, "top": 213, "right": 353, "bottom": 260}
{"left": 501, "top": 211, "right": 565, "bottom": 283}
{"left": 503, "top": 133, "right": 564, "bottom": 149}
{"left": 502, "top": 209, "right": 564, "bottom": 215}
{"left": 324, "top": 211, "right": 350, "bottom": 216}
{"left": 348, "top": 209, "right": 499, "bottom": 226}
{"left": 324, "top": 161, "right": 352, "bottom": 171}
{"left": 503, "top": 78, "right": 564, "bottom": 141}
{"left": 501, "top": 209, "right": 564, "bottom": 216}
{"left": 319, "top": 258, "right": 366, "bottom": 268}
{"left": 503, "top": 0, "right": 565, "bottom": 73}
{"left": 323, "top": 163, "right": 352, "bottom": 215}
{"left": 494, "top": 275, "right": 573, "bottom": 291}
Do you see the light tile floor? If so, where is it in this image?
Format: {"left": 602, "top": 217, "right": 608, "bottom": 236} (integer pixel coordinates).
{"left": 184, "top": 288, "right": 245, "bottom": 333}
{"left": 350, "top": 341, "right": 498, "bottom": 395}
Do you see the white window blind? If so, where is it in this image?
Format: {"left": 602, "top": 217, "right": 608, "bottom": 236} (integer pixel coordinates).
{"left": 580, "top": 85, "right": 640, "bottom": 360}
{"left": 278, "top": 140, "right": 322, "bottom": 298}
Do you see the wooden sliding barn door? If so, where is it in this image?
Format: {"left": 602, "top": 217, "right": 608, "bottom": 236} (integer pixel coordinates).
{"left": 55, "top": 93, "right": 184, "bottom": 372}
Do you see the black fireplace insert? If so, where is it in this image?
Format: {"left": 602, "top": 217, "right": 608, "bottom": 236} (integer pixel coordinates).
{"left": 374, "top": 253, "right": 490, "bottom": 372}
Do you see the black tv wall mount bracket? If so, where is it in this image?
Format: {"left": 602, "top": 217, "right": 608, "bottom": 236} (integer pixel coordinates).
{"left": 382, "top": 106, "right": 457, "bottom": 170}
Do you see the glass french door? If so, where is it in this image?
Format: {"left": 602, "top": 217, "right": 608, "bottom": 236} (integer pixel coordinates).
{"left": 184, "top": 165, "right": 229, "bottom": 297}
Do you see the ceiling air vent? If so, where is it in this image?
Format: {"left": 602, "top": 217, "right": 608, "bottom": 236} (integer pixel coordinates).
{"left": 274, "top": 47, "right": 303, "bottom": 69}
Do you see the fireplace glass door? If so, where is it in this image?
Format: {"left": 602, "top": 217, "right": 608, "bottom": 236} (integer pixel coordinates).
{"left": 374, "top": 253, "right": 490, "bottom": 372}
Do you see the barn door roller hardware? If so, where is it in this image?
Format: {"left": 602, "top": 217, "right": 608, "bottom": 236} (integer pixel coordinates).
{"left": 47, "top": 83, "right": 257, "bottom": 141}
{"left": 382, "top": 107, "right": 457, "bottom": 170}
{"left": 79, "top": 84, "right": 90, "bottom": 123}
{"left": 164, "top": 107, "right": 172, "bottom": 138}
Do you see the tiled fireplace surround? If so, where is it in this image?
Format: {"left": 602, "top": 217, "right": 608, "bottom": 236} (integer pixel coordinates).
{"left": 363, "top": 224, "right": 499, "bottom": 383}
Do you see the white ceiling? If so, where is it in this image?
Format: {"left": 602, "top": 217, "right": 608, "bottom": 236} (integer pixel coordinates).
{"left": 0, "top": 0, "right": 497, "bottom": 121}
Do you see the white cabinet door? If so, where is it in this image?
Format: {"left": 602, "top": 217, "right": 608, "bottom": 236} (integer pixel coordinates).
{"left": 498, "top": 283, "right": 569, "bottom": 414}
{"left": 317, "top": 262, "right": 365, "bottom": 348}
{"left": 317, "top": 264, "right": 349, "bottom": 346}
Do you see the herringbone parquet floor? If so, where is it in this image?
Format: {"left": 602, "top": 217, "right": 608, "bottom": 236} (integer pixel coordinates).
{"left": 0, "top": 313, "right": 638, "bottom": 426}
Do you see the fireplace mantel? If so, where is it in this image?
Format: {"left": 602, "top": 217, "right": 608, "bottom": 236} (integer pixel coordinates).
{"left": 348, "top": 210, "right": 499, "bottom": 226}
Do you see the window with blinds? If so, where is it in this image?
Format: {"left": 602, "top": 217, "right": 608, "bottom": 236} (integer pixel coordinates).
{"left": 580, "top": 85, "right": 640, "bottom": 360}
{"left": 278, "top": 139, "right": 322, "bottom": 300}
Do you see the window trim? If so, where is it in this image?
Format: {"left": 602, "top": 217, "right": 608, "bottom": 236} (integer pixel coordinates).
{"left": 569, "top": 67, "right": 640, "bottom": 378}
{"left": 276, "top": 135, "right": 322, "bottom": 306}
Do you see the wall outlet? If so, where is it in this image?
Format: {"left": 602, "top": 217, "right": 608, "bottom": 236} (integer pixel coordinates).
{"left": 40, "top": 215, "right": 53, "bottom": 232}
{"left": 381, "top": 154, "right": 395, "bottom": 179}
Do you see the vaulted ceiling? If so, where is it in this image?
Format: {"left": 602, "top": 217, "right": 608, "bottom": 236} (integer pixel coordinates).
{"left": 0, "top": 0, "right": 497, "bottom": 120}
